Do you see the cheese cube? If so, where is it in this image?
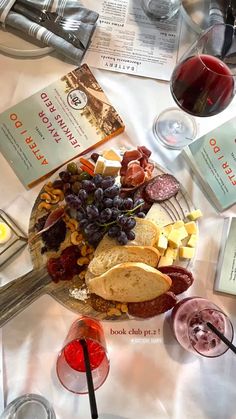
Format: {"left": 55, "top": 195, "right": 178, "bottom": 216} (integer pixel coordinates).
{"left": 102, "top": 160, "right": 121, "bottom": 177}
{"left": 162, "top": 224, "right": 173, "bottom": 237}
{"left": 179, "top": 246, "right": 195, "bottom": 259}
{"left": 94, "top": 156, "right": 105, "bottom": 174}
{"left": 165, "top": 247, "right": 178, "bottom": 260}
{"left": 177, "top": 226, "right": 188, "bottom": 241}
{"left": 187, "top": 209, "right": 203, "bottom": 221}
{"left": 158, "top": 256, "right": 173, "bottom": 268}
{"left": 168, "top": 229, "right": 182, "bottom": 248}
{"left": 102, "top": 148, "right": 122, "bottom": 162}
{"left": 157, "top": 234, "right": 168, "bottom": 251}
{"left": 187, "top": 234, "right": 197, "bottom": 248}
{"left": 185, "top": 221, "right": 197, "bottom": 235}
{"left": 173, "top": 220, "right": 184, "bottom": 229}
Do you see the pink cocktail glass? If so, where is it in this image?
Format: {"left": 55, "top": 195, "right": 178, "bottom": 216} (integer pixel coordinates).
{"left": 56, "top": 316, "right": 110, "bottom": 393}
{"left": 171, "top": 297, "right": 234, "bottom": 357}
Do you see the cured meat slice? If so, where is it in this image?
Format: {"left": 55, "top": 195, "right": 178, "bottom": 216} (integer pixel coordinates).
{"left": 123, "top": 162, "right": 145, "bottom": 187}
{"left": 127, "top": 291, "right": 177, "bottom": 318}
{"left": 158, "top": 265, "right": 194, "bottom": 295}
{"left": 90, "top": 293, "right": 115, "bottom": 313}
{"left": 134, "top": 182, "right": 152, "bottom": 212}
{"left": 145, "top": 174, "right": 180, "bottom": 202}
{"left": 137, "top": 145, "right": 152, "bottom": 158}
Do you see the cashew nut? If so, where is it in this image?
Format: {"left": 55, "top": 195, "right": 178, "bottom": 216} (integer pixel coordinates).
{"left": 40, "top": 192, "right": 52, "bottom": 203}
{"left": 67, "top": 219, "right": 79, "bottom": 232}
{"left": 51, "top": 189, "right": 64, "bottom": 202}
{"left": 38, "top": 201, "right": 52, "bottom": 211}
{"left": 70, "top": 231, "right": 83, "bottom": 245}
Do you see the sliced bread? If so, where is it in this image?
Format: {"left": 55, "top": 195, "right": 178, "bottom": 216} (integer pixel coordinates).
{"left": 88, "top": 245, "right": 160, "bottom": 276}
{"left": 93, "top": 217, "right": 160, "bottom": 257}
{"left": 88, "top": 262, "right": 172, "bottom": 303}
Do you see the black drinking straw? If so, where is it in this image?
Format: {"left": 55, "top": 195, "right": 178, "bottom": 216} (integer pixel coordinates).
{"left": 80, "top": 339, "right": 98, "bottom": 419}
{"left": 206, "top": 322, "right": 236, "bottom": 355}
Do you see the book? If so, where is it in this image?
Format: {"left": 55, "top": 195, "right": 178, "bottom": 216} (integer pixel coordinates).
{"left": 0, "top": 64, "right": 125, "bottom": 188}
{"left": 214, "top": 217, "right": 236, "bottom": 296}
{"left": 181, "top": 118, "right": 236, "bottom": 212}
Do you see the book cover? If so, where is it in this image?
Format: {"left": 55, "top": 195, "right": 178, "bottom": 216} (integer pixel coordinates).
{"left": 214, "top": 217, "right": 236, "bottom": 296}
{"left": 0, "top": 64, "right": 125, "bottom": 188}
{"left": 181, "top": 119, "right": 236, "bottom": 212}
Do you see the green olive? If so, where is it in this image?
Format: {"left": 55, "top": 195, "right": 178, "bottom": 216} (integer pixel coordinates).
{"left": 67, "top": 162, "right": 78, "bottom": 174}
{"left": 72, "top": 181, "right": 81, "bottom": 194}
{"left": 78, "top": 171, "right": 91, "bottom": 181}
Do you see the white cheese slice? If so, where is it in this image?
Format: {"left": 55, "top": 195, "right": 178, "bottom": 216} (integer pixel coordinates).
{"left": 94, "top": 156, "right": 105, "bottom": 174}
{"left": 103, "top": 160, "right": 121, "bottom": 177}
{"left": 146, "top": 203, "right": 173, "bottom": 227}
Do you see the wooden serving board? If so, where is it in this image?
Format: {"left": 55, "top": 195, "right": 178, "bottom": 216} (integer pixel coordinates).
{"left": 0, "top": 162, "right": 196, "bottom": 327}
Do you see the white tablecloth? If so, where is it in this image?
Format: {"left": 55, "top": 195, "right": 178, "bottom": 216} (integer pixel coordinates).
{"left": 0, "top": 17, "right": 236, "bottom": 419}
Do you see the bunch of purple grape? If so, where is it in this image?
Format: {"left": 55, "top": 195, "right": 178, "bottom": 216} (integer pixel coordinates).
{"left": 65, "top": 174, "right": 145, "bottom": 246}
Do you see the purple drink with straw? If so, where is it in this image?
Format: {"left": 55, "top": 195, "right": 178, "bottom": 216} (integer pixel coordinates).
{"left": 171, "top": 297, "right": 234, "bottom": 357}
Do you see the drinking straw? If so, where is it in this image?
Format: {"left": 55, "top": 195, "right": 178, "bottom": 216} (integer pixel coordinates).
{"left": 80, "top": 339, "right": 98, "bottom": 419}
{"left": 206, "top": 322, "right": 236, "bottom": 355}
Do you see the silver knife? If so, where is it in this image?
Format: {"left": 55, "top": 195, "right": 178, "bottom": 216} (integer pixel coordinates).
{"left": 12, "top": 1, "right": 85, "bottom": 50}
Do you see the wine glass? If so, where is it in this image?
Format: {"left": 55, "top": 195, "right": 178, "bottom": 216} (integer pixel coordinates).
{"left": 153, "top": 23, "right": 236, "bottom": 149}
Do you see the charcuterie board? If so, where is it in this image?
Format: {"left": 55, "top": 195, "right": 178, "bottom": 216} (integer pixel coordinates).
{"left": 0, "top": 150, "right": 198, "bottom": 326}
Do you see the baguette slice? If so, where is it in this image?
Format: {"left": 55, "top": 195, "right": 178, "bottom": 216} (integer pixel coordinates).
{"left": 89, "top": 245, "right": 160, "bottom": 276}
{"left": 88, "top": 262, "right": 172, "bottom": 303}
{"left": 93, "top": 217, "right": 160, "bottom": 257}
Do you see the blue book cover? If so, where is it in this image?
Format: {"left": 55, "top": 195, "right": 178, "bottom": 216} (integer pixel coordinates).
{"left": 182, "top": 118, "right": 236, "bottom": 212}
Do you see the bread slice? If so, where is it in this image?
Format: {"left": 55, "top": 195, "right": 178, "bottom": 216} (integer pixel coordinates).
{"left": 93, "top": 217, "right": 160, "bottom": 257}
{"left": 89, "top": 245, "right": 160, "bottom": 276}
{"left": 88, "top": 262, "right": 172, "bottom": 303}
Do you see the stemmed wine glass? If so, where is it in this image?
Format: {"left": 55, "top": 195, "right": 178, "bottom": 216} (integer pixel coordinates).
{"left": 153, "top": 23, "right": 236, "bottom": 149}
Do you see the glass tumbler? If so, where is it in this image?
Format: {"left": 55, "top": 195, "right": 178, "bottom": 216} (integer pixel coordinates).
{"left": 171, "top": 297, "right": 234, "bottom": 357}
{"left": 0, "top": 394, "right": 56, "bottom": 419}
{"left": 141, "top": 0, "right": 181, "bottom": 21}
{"left": 56, "top": 316, "right": 110, "bottom": 394}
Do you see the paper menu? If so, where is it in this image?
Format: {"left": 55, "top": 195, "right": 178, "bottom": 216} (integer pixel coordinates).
{"left": 84, "top": 0, "right": 182, "bottom": 81}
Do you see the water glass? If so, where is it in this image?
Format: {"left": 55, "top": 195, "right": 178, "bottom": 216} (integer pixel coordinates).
{"left": 141, "top": 0, "right": 181, "bottom": 21}
{"left": 56, "top": 316, "right": 110, "bottom": 394}
{"left": 0, "top": 394, "right": 56, "bottom": 419}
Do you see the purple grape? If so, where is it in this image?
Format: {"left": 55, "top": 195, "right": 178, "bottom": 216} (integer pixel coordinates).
{"left": 117, "top": 215, "right": 128, "bottom": 227}
{"left": 84, "top": 223, "right": 101, "bottom": 235}
{"left": 93, "top": 174, "right": 103, "bottom": 186}
{"left": 86, "top": 205, "right": 99, "bottom": 219}
{"left": 65, "top": 194, "right": 82, "bottom": 209}
{"left": 117, "top": 231, "right": 128, "bottom": 245}
{"left": 81, "top": 180, "right": 96, "bottom": 193}
{"left": 88, "top": 230, "right": 104, "bottom": 246}
{"left": 126, "top": 230, "right": 135, "bottom": 241}
{"left": 100, "top": 208, "right": 112, "bottom": 223}
{"left": 103, "top": 198, "right": 113, "bottom": 208}
{"left": 91, "top": 152, "right": 100, "bottom": 163}
{"left": 104, "top": 185, "right": 120, "bottom": 198}
{"left": 134, "top": 199, "right": 145, "bottom": 209}
{"left": 59, "top": 171, "right": 71, "bottom": 183}
{"left": 77, "top": 210, "right": 85, "bottom": 221}
{"left": 78, "top": 189, "right": 87, "bottom": 202}
{"left": 111, "top": 208, "right": 120, "bottom": 220}
{"left": 136, "top": 212, "right": 145, "bottom": 218}
{"left": 63, "top": 182, "right": 72, "bottom": 195}
{"left": 94, "top": 188, "right": 103, "bottom": 202}
{"left": 125, "top": 217, "right": 136, "bottom": 230}
{"left": 79, "top": 218, "right": 89, "bottom": 229}
{"left": 108, "top": 225, "right": 121, "bottom": 238}
{"left": 101, "top": 177, "right": 116, "bottom": 189}
{"left": 123, "top": 198, "right": 134, "bottom": 210}
{"left": 112, "top": 196, "right": 123, "bottom": 208}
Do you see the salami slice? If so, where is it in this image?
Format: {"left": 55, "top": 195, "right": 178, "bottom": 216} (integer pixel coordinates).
{"left": 158, "top": 265, "right": 194, "bottom": 295}
{"left": 127, "top": 292, "right": 177, "bottom": 318}
{"left": 145, "top": 174, "right": 180, "bottom": 202}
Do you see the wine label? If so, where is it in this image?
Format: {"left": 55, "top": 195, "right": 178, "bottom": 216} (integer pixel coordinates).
{"left": 214, "top": 217, "right": 236, "bottom": 295}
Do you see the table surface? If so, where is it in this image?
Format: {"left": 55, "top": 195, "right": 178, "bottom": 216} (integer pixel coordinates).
{"left": 0, "top": 15, "right": 236, "bottom": 419}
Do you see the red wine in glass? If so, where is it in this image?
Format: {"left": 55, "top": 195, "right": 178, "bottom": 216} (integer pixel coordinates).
{"left": 171, "top": 54, "right": 234, "bottom": 117}
{"left": 152, "top": 24, "right": 236, "bottom": 149}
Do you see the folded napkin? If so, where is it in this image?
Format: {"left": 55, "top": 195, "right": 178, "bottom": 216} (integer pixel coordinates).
{"left": 0, "top": 0, "right": 99, "bottom": 63}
